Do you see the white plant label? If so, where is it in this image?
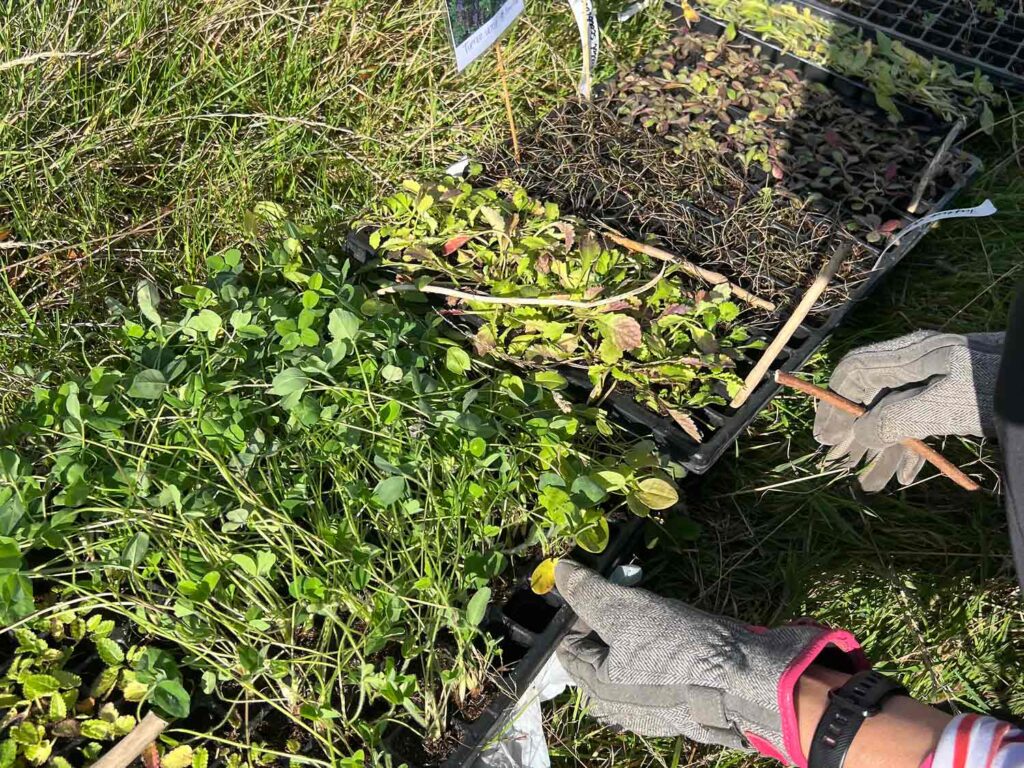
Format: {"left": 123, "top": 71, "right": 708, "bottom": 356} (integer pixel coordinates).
{"left": 872, "top": 199, "right": 997, "bottom": 272}
{"left": 446, "top": 0, "right": 525, "bottom": 72}
{"left": 568, "top": 0, "right": 599, "bottom": 98}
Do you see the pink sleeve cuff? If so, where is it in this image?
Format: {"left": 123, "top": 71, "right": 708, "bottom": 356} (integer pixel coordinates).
{"left": 776, "top": 627, "right": 871, "bottom": 768}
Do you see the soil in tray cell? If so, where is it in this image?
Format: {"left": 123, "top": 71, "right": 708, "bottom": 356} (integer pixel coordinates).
{"left": 482, "top": 100, "right": 874, "bottom": 311}
{"left": 601, "top": 28, "right": 971, "bottom": 235}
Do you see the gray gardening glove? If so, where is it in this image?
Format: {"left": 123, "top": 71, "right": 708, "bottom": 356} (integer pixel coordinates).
{"left": 554, "top": 561, "right": 868, "bottom": 764}
{"left": 813, "top": 331, "right": 1004, "bottom": 492}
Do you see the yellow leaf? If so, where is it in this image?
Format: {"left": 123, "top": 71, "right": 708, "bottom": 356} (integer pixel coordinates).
{"left": 530, "top": 558, "right": 559, "bottom": 595}
{"left": 635, "top": 477, "right": 679, "bottom": 511}
{"left": 161, "top": 746, "right": 193, "bottom": 768}
{"left": 681, "top": 1, "right": 700, "bottom": 24}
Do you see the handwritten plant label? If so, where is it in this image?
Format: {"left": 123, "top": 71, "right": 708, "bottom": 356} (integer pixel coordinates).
{"left": 568, "top": 0, "right": 599, "bottom": 97}
{"left": 446, "top": 0, "right": 525, "bottom": 71}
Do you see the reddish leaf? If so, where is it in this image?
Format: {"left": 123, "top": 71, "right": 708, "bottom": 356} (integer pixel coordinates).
{"left": 665, "top": 407, "right": 702, "bottom": 443}
{"left": 771, "top": 163, "right": 785, "bottom": 181}
{"left": 142, "top": 742, "right": 160, "bottom": 768}
{"left": 443, "top": 235, "right": 471, "bottom": 255}
{"left": 824, "top": 130, "right": 841, "bottom": 148}
{"left": 658, "top": 303, "right": 693, "bottom": 318}
{"left": 879, "top": 219, "right": 903, "bottom": 234}
{"left": 603, "top": 314, "right": 643, "bottom": 351}
{"left": 555, "top": 221, "right": 575, "bottom": 251}
{"left": 596, "top": 300, "right": 631, "bottom": 313}
{"left": 884, "top": 163, "right": 899, "bottom": 183}
{"left": 583, "top": 286, "right": 605, "bottom": 300}
{"left": 535, "top": 252, "right": 551, "bottom": 274}
{"left": 471, "top": 326, "right": 496, "bottom": 356}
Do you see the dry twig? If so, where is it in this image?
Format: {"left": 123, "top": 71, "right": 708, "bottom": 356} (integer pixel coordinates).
{"left": 603, "top": 231, "right": 776, "bottom": 311}
{"left": 775, "top": 371, "right": 980, "bottom": 492}
{"left": 730, "top": 245, "right": 849, "bottom": 408}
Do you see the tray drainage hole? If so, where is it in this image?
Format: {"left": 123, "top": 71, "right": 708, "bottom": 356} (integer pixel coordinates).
{"left": 502, "top": 591, "right": 561, "bottom": 635}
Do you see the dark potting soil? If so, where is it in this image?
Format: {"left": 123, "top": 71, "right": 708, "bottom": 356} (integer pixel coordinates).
{"left": 602, "top": 27, "right": 966, "bottom": 225}
{"left": 483, "top": 100, "right": 875, "bottom": 314}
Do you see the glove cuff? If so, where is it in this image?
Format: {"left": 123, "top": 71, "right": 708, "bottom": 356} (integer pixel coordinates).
{"left": 747, "top": 623, "right": 870, "bottom": 767}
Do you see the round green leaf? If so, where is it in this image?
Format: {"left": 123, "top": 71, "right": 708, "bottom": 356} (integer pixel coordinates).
{"left": 328, "top": 309, "right": 361, "bottom": 341}
{"left": 128, "top": 369, "right": 167, "bottom": 400}
{"left": 634, "top": 477, "right": 679, "bottom": 511}
{"left": 149, "top": 679, "right": 190, "bottom": 720}
{"left": 372, "top": 475, "right": 406, "bottom": 506}
{"left": 269, "top": 367, "right": 309, "bottom": 397}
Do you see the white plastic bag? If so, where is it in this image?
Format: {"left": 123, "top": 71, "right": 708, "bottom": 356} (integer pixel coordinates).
{"left": 475, "top": 564, "right": 642, "bottom": 768}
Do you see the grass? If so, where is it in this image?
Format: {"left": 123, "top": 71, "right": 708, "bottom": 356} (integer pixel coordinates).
{"left": 0, "top": 0, "right": 664, "bottom": 408}
{"left": 3, "top": 0, "right": 1024, "bottom": 766}
{"left": 544, "top": 119, "right": 1024, "bottom": 765}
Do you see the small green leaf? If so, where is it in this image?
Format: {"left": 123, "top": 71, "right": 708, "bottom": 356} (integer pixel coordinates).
{"left": 149, "top": 680, "right": 190, "bottom": 719}
{"left": 121, "top": 532, "right": 150, "bottom": 567}
{"left": 128, "top": 369, "right": 167, "bottom": 400}
{"left": 328, "top": 309, "right": 361, "bottom": 341}
{"left": 575, "top": 516, "right": 610, "bottom": 553}
{"left": 95, "top": 637, "right": 124, "bottom": 666}
{"left": 162, "top": 746, "right": 194, "bottom": 768}
{"left": 593, "top": 470, "right": 626, "bottom": 492}
{"left": 445, "top": 347, "right": 471, "bottom": 375}
{"left": 230, "top": 554, "right": 258, "bottom": 577}
{"left": 534, "top": 371, "right": 567, "bottom": 390}
{"left": 372, "top": 476, "right": 406, "bottom": 506}
{"left": 380, "top": 364, "right": 403, "bottom": 382}
{"left": 465, "top": 587, "right": 490, "bottom": 627}
{"left": 80, "top": 719, "right": 112, "bottom": 740}
{"left": 48, "top": 692, "right": 67, "bottom": 721}
{"left": 185, "top": 309, "right": 223, "bottom": 336}
{"left": 270, "top": 368, "right": 309, "bottom": 397}
{"left": 136, "top": 280, "right": 162, "bottom": 326}
{"left": 22, "top": 674, "right": 61, "bottom": 700}
{"left": 0, "top": 537, "right": 22, "bottom": 575}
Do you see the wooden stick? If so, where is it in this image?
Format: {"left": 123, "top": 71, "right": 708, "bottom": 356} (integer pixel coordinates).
{"left": 494, "top": 43, "right": 520, "bottom": 163}
{"left": 775, "top": 371, "right": 981, "bottom": 492}
{"left": 91, "top": 712, "right": 169, "bottom": 768}
{"left": 378, "top": 263, "right": 667, "bottom": 308}
{"left": 604, "top": 232, "right": 776, "bottom": 312}
{"left": 730, "top": 245, "right": 849, "bottom": 409}
{"left": 907, "top": 117, "right": 966, "bottom": 215}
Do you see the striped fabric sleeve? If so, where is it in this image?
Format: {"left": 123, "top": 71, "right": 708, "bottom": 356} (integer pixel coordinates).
{"left": 929, "top": 714, "right": 1024, "bottom": 768}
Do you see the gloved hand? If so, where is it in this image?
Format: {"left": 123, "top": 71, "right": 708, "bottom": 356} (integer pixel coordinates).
{"left": 814, "top": 330, "right": 1004, "bottom": 492}
{"left": 554, "top": 561, "right": 868, "bottom": 765}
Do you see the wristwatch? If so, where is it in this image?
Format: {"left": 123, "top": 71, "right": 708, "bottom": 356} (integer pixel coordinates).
{"left": 808, "top": 669, "right": 908, "bottom": 768}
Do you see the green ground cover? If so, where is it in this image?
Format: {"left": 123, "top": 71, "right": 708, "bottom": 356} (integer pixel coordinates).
{"left": 2, "top": 0, "right": 1023, "bottom": 766}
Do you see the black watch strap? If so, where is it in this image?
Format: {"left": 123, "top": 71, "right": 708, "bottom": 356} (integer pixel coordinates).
{"left": 808, "top": 670, "right": 908, "bottom": 768}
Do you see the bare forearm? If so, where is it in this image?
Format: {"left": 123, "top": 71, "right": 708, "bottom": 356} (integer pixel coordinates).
{"left": 796, "top": 665, "right": 951, "bottom": 768}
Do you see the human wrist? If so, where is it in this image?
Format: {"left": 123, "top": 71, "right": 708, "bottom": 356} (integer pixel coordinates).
{"left": 796, "top": 665, "right": 949, "bottom": 768}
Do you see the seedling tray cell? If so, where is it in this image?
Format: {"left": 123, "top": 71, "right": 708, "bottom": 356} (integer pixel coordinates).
{"left": 679, "top": 12, "right": 942, "bottom": 128}
{"left": 777, "top": 0, "right": 1024, "bottom": 89}
{"left": 383, "top": 515, "right": 648, "bottom": 768}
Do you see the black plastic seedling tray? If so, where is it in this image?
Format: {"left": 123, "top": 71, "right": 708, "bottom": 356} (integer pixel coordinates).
{"left": 476, "top": 7, "right": 984, "bottom": 474}
{"left": 383, "top": 514, "right": 648, "bottom": 768}
{"left": 679, "top": 11, "right": 943, "bottom": 129}
{"left": 778, "top": 0, "right": 1024, "bottom": 89}
{"left": 569, "top": 6, "right": 986, "bottom": 472}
